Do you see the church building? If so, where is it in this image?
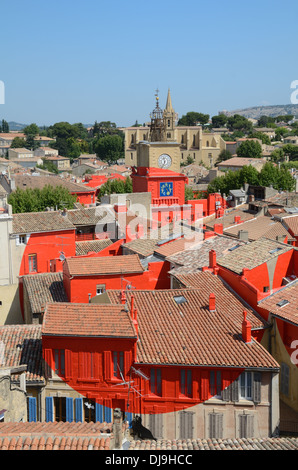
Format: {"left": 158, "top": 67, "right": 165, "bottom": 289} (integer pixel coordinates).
{"left": 121, "top": 89, "right": 226, "bottom": 168}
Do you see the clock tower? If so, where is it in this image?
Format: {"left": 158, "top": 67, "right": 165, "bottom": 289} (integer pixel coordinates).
{"left": 135, "top": 90, "right": 181, "bottom": 173}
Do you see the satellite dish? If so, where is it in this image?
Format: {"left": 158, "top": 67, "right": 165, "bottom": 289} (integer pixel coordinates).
{"left": 59, "top": 252, "right": 66, "bottom": 262}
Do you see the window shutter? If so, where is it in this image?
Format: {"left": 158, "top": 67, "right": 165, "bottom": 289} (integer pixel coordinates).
{"left": 28, "top": 397, "right": 37, "bottom": 422}
{"left": 253, "top": 372, "right": 261, "bottom": 404}
{"left": 149, "top": 413, "right": 163, "bottom": 440}
{"left": 209, "top": 412, "right": 223, "bottom": 439}
{"left": 125, "top": 412, "right": 133, "bottom": 428}
{"left": 45, "top": 396, "right": 54, "bottom": 422}
{"left": 66, "top": 397, "right": 74, "bottom": 422}
{"left": 239, "top": 414, "right": 254, "bottom": 438}
{"left": 179, "top": 411, "right": 194, "bottom": 439}
{"left": 95, "top": 403, "right": 104, "bottom": 423}
{"left": 104, "top": 351, "right": 112, "bottom": 380}
{"left": 104, "top": 401, "right": 112, "bottom": 423}
{"left": 231, "top": 378, "right": 239, "bottom": 402}
{"left": 124, "top": 351, "right": 132, "bottom": 377}
{"left": 200, "top": 370, "right": 209, "bottom": 402}
{"left": 43, "top": 349, "right": 52, "bottom": 379}
{"left": 75, "top": 398, "right": 83, "bottom": 422}
{"left": 65, "top": 350, "right": 72, "bottom": 380}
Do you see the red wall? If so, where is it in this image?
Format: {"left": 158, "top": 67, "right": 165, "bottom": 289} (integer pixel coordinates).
{"left": 42, "top": 333, "right": 244, "bottom": 415}
{"left": 63, "top": 259, "right": 171, "bottom": 303}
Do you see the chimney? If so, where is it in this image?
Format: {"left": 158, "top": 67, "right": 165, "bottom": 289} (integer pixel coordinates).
{"left": 238, "top": 230, "right": 249, "bottom": 241}
{"left": 209, "top": 250, "right": 217, "bottom": 269}
{"left": 242, "top": 311, "right": 252, "bottom": 343}
{"left": 120, "top": 290, "right": 126, "bottom": 305}
{"left": 213, "top": 223, "right": 223, "bottom": 234}
{"left": 209, "top": 293, "right": 216, "bottom": 312}
{"left": 234, "top": 215, "right": 241, "bottom": 224}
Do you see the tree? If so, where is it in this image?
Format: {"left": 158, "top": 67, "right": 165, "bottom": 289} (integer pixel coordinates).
{"left": 282, "top": 144, "right": 298, "bottom": 161}
{"left": 8, "top": 185, "right": 76, "bottom": 213}
{"left": 216, "top": 149, "right": 232, "bottom": 164}
{"left": 10, "top": 136, "right": 27, "bottom": 148}
{"left": 236, "top": 140, "right": 262, "bottom": 158}
{"left": 23, "top": 123, "right": 39, "bottom": 136}
{"left": 250, "top": 131, "right": 271, "bottom": 145}
{"left": 93, "top": 134, "right": 124, "bottom": 164}
{"left": 211, "top": 114, "right": 228, "bottom": 128}
{"left": 178, "top": 112, "right": 209, "bottom": 126}
{"left": 0, "top": 119, "right": 9, "bottom": 133}
{"left": 98, "top": 177, "right": 132, "bottom": 198}
{"left": 227, "top": 114, "right": 253, "bottom": 133}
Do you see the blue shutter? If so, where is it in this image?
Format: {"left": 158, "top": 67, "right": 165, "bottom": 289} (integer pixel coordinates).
{"left": 45, "top": 397, "right": 54, "bottom": 422}
{"left": 28, "top": 397, "right": 37, "bottom": 422}
{"left": 75, "top": 398, "right": 83, "bottom": 422}
{"left": 66, "top": 397, "right": 74, "bottom": 422}
{"left": 104, "top": 405, "right": 112, "bottom": 423}
{"left": 125, "top": 412, "right": 133, "bottom": 428}
{"left": 95, "top": 403, "right": 104, "bottom": 423}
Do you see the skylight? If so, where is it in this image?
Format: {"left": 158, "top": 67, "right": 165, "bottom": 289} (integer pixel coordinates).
{"left": 269, "top": 248, "right": 283, "bottom": 254}
{"left": 173, "top": 295, "right": 187, "bottom": 305}
{"left": 277, "top": 299, "right": 289, "bottom": 308}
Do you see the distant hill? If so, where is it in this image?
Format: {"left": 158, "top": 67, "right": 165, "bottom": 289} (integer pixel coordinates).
{"left": 8, "top": 121, "right": 28, "bottom": 131}
{"left": 219, "top": 104, "right": 298, "bottom": 120}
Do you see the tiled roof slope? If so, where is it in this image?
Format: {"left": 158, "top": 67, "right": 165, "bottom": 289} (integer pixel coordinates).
{"left": 166, "top": 235, "right": 247, "bottom": 274}
{"left": 23, "top": 272, "right": 68, "bottom": 314}
{"left": 0, "top": 325, "right": 43, "bottom": 383}
{"left": 279, "top": 215, "right": 298, "bottom": 236}
{"left": 258, "top": 279, "right": 298, "bottom": 325}
{"left": 123, "top": 238, "right": 160, "bottom": 257}
{"left": 13, "top": 174, "right": 93, "bottom": 194}
{"left": 106, "top": 273, "right": 278, "bottom": 369}
{"left": 0, "top": 422, "right": 111, "bottom": 450}
{"left": 129, "top": 437, "right": 298, "bottom": 450}
{"left": 64, "top": 254, "right": 144, "bottom": 276}
{"left": 75, "top": 239, "right": 112, "bottom": 255}
{"left": 217, "top": 237, "right": 294, "bottom": 274}
{"left": 42, "top": 303, "right": 137, "bottom": 338}
{"left": 65, "top": 206, "right": 115, "bottom": 226}
{"left": 223, "top": 215, "right": 293, "bottom": 242}
{"left": 205, "top": 207, "right": 255, "bottom": 230}
{"left": 12, "top": 211, "right": 75, "bottom": 234}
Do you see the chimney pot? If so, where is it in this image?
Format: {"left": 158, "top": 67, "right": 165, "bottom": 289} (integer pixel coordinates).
{"left": 209, "top": 293, "right": 216, "bottom": 311}
{"left": 242, "top": 310, "right": 252, "bottom": 343}
{"left": 209, "top": 249, "right": 217, "bottom": 269}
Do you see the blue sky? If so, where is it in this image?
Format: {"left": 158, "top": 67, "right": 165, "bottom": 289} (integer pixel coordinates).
{"left": 0, "top": 0, "right": 298, "bottom": 127}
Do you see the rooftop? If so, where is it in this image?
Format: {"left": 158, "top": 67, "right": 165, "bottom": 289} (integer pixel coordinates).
{"left": 0, "top": 325, "right": 43, "bottom": 383}
{"left": 205, "top": 207, "right": 255, "bottom": 230}
{"left": 13, "top": 174, "right": 94, "bottom": 194}
{"left": 42, "top": 303, "right": 137, "bottom": 338}
{"left": 223, "top": 215, "right": 293, "bottom": 242}
{"left": 64, "top": 254, "right": 145, "bottom": 276}
{"left": 217, "top": 237, "right": 294, "bottom": 274}
{"left": 106, "top": 272, "right": 278, "bottom": 369}
{"left": 23, "top": 272, "right": 68, "bottom": 315}
{"left": 258, "top": 279, "right": 298, "bottom": 325}
{"left": 75, "top": 239, "right": 113, "bottom": 256}
{"left": 12, "top": 210, "right": 75, "bottom": 234}
{"left": 166, "top": 234, "right": 247, "bottom": 275}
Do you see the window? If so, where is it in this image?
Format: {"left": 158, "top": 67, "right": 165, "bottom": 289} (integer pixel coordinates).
{"left": 96, "top": 284, "right": 106, "bottom": 295}
{"left": 168, "top": 119, "right": 171, "bottom": 128}
{"left": 240, "top": 371, "right": 252, "bottom": 400}
{"left": 19, "top": 234, "right": 26, "bottom": 245}
{"left": 209, "top": 412, "right": 223, "bottom": 439}
{"left": 54, "top": 349, "right": 65, "bottom": 376}
{"left": 210, "top": 370, "right": 222, "bottom": 398}
{"left": 150, "top": 368, "right": 162, "bottom": 395}
{"left": 28, "top": 254, "right": 37, "bottom": 273}
{"left": 113, "top": 351, "right": 124, "bottom": 378}
{"left": 281, "top": 363, "right": 289, "bottom": 396}
{"left": 180, "top": 369, "right": 192, "bottom": 397}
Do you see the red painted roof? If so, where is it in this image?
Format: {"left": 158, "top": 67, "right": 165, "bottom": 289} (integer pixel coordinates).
{"left": 42, "top": 303, "right": 137, "bottom": 338}
{"left": 64, "top": 254, "right": 144, "bottom": 276}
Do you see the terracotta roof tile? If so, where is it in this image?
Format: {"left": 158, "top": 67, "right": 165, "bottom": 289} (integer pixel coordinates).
{"left": 258, "top": 279, "right": 298, "bottom": 325}
{"left": 64, "top": 254, "right": 144, "bottom": 276}
{"left": 106, "top": 272, "right": 278, "bottom": 370}
{"left": 42, "top": 303, "right": 137, "bottom": 338}
{"left": 0, "top": 325, "right": 44, "bottom": 383}
{"left": 12, "top": 210, "right": 75, "bottom": 234}
{"left": 23, "top": 272, "right": 68, "bottom": 314}
{"left": 75, "top": 239, "right": 113, "bottom": 255}
{"left": 0, "top": 422, "right": 111, "bottom": 450}
{"left": 223, "top": 215, "right": 293, "bottom": 242}
{"left": 129, "top": 437, "right": 298, "bottom": 450}
{"left": 217, "top": 237, "right": 294, "bottom": 274}
{"left": 13, "top": 174, "right": 94, "bottom": 194}
{"left": 205, "top": 207, "right": 255, "bottom": 230}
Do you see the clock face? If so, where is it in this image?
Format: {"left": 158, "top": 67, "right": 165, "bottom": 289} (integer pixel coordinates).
{"left": 158, "top": 153, "right": 172, "bottom": 169}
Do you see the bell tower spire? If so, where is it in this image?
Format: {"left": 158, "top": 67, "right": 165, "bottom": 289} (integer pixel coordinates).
{"left": 163, "top": 88, "right": 176, "bottom": 141}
